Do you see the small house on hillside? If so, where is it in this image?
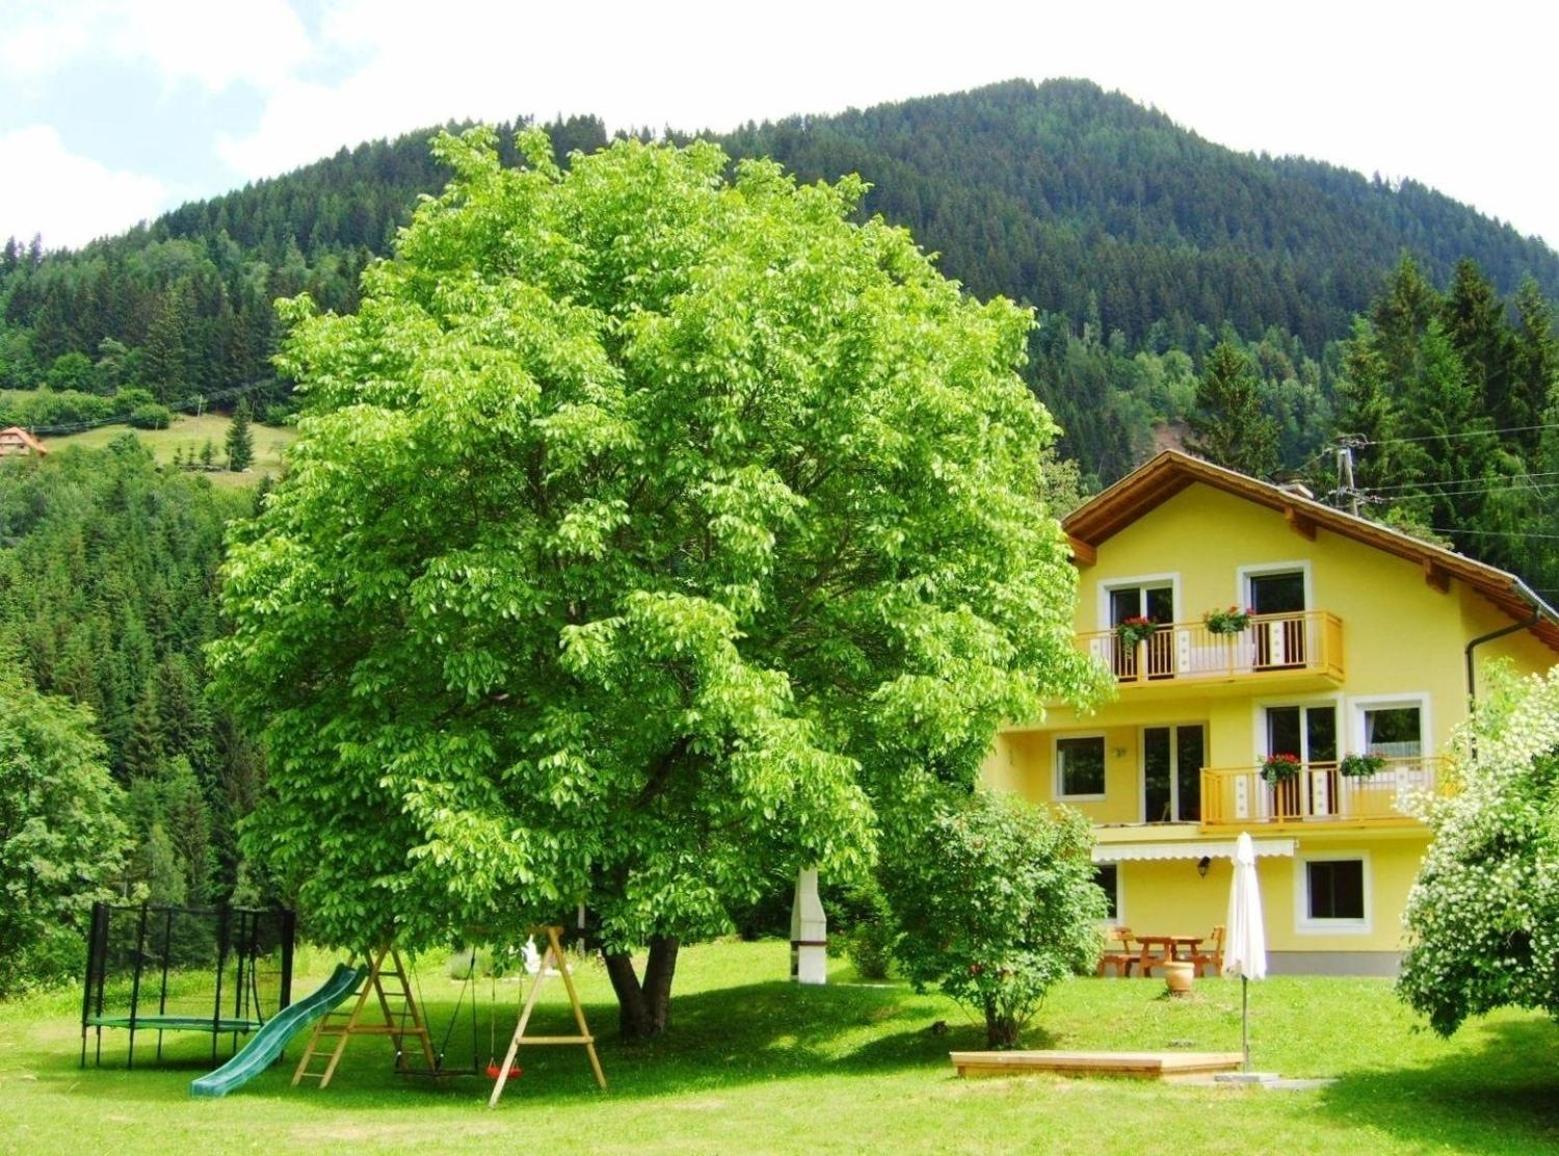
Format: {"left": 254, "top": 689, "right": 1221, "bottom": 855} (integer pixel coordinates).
{"left": 0, "top": 426, "right": 47, "bottom": 457}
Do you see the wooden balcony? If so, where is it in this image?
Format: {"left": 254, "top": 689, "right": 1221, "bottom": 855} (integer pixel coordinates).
{"left": 1200, "top": 757, "right": 1446, "bottom": 830}
{"left": 1080, "top": 611, "right": 1344, "bottom": 689}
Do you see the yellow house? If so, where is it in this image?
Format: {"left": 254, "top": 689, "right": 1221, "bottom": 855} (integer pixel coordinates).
{"left": 984, "top": 450, "right": 1559, "bottom": 975}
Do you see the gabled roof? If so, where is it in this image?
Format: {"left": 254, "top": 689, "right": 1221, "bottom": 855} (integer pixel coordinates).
{"left": 1064, "top": 450, "right": 1559, "bottom": 651}
{"left": 0, "top": 426, "right": 47, "bottom": 455}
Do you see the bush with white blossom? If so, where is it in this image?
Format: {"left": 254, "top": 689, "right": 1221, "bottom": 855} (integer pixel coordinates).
{"left": 1397, "top": 664, "right": 1559, "bottom": 1035}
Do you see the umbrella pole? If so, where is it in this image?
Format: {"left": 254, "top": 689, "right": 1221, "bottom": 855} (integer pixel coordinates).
{"left": 1241, "top": 975, "right": 1250, "bottom": 1073}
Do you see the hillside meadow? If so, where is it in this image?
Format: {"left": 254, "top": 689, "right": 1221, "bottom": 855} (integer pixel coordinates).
{"left": 3, "top": 940, "right": 1555, "bottom": 1155}
{"left": 35, "top": 413, "right": 295, "bottom": 485}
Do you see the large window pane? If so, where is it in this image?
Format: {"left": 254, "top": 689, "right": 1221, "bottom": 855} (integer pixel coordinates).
{"left": 1176, "top": 726, "right": 1204, "bottom": 821}
{"left": 1307, "top": 860, "right": 1364, "bottom": 920}
{"left": 1057, "top": 736, "right": 1106, "bottom": 797}
{"left": 1143, "top": 727, "right": 1171, "bottom": 821}
{"left": 1365, "top": 707, "right": 1422, "bottom": 758}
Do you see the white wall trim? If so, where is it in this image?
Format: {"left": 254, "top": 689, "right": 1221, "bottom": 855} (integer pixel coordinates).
{"left": 1295, "top": 849, "right": 1373, "bottom": 936}
{"left": 1346, "top": 692, "right": 1432, "bottom": 758}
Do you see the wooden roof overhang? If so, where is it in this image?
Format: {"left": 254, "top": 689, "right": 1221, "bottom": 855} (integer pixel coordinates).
{"left": 1063, "top": 450, "right": 1559, "bottom": 653}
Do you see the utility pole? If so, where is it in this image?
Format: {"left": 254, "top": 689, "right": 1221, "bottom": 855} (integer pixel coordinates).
{"left": 1335, "top": 437, "right": 1364, "bottom": 517}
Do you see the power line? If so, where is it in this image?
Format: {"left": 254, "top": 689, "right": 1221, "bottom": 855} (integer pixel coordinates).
{"left": 1430, "top": 527, "right": 1559, "bottom": 541}
{"left": 1361, "top": 471, "right": 1559, "bottom": 496}
{"left": 1360, "top": 422, "right": 1559, "bottom": 448}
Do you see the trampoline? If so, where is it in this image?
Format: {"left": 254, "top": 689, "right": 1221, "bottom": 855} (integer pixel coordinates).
{"left": 80, "top": 901, "right": 295, "bottom": 1068}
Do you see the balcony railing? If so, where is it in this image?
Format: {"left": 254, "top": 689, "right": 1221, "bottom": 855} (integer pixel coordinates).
{"left": 1080, "top": 611, "right": 1344, "bottom": 687}
{"left": 1200, "top": 756, "right": 1446, "bottom": 828}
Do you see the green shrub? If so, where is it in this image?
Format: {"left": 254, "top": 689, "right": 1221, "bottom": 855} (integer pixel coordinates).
{"left": 846, "top": 909, "right": 898, "bottom": 981}
{"left": 885, "top": 791, "right": 1103, "bottom": 1048}
{"left": 128, "top": 403, "right": 173, "bottom": 430}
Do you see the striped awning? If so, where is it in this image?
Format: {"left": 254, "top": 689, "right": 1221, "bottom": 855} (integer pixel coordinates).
{"left": 1092, "top": 838, "right": 1296, "bottom": 864}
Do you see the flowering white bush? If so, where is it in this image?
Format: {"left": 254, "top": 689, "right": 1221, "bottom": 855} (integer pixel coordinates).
{"left": 1397, "top": 663, "right": 1559, "bottom": 1035}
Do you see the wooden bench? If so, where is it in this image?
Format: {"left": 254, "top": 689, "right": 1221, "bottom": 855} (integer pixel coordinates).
{"left": 950, "top": 1050, "right": 1245, "bottom": 1079}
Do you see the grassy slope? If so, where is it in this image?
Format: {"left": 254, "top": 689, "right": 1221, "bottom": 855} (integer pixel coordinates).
{"left": 2, "top": 941, "right": 1555, "bottom": 1155}
{"left": 41, "top": 414, "right": 295, "bottom": 486}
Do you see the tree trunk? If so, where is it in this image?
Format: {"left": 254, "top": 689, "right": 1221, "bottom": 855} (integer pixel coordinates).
{"left": 984, "top": 999, "right": 1020, "bottom": 1049}
{"left": 602, "top": 935, "right": 680, "bottom": 1040}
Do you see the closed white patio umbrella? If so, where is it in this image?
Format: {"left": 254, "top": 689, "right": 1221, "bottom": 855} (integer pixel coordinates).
{"left": 1222, "top": 831, "right": 1267, "bottom": 1073}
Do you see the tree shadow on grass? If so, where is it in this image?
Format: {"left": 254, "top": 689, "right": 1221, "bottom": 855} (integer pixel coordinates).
{"left": 56, "top": 976, "right": 996, "bottom": 1109}
{"left": 1317, "top": 1020, "right": 1559, "bottom": 1153}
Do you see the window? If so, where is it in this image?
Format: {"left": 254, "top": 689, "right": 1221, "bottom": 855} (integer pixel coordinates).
{"left": 1143, "top": 724, "right": 1204, "bottom": 822}
{"left": 1362, "top": 705, "right": 1422, "bottom": 759}
{"left": 1093, "top": 865, "right": 1120, "bottom": 921}
{"left": 1056, "top": 735, "right": 1106, "bottom": 799}
{"left": 1297, "top": 854, "right": 1370, "bottom": 932}
{"left": 1102, "top": 577, "right": 1176, "bottom": 679}
{"left": 1307, "top": 860, "right": 1364, "bottom": 920}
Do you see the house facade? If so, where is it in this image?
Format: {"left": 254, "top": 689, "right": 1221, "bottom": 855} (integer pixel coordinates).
{"left": 0, "top": 426, "right": 47, "bottom": 456}
{"left": 983, "top": 451, "right": 1559, "bottom": 975}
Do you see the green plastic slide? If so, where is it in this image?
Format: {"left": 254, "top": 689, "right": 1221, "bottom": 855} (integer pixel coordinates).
{"left": 189, "top": 962, "right": 366, "bottom": 1098}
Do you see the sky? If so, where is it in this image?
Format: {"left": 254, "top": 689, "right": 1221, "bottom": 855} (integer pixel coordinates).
{"left": 3, "top": 0, "right": 1557, "bottom": 252}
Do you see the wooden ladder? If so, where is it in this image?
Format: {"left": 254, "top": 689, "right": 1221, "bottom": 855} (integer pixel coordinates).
{"left": 487, "top": 925, "right": 606, "bottom": 1108}
{"left": 291, "top": 944, "right": 436, "bottom": 1089}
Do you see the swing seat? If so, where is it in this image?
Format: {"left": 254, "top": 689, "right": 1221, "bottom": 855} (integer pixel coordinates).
{"left": 486, "top": 1061, "right": 523, "bottom": 1080}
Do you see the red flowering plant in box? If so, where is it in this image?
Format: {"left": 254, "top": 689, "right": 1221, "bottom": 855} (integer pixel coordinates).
{"left": 1260, "top": 752, "right": 1302, "bottom": 784}
{"left": 1114, "top": 615, "right": 1158, "bottom": 648}
{"left": 1203, "top": 605, "right": 1253, "bottom": 635}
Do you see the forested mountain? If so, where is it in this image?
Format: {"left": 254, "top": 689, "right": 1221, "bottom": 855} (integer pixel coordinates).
{"left": 721, "top": 80, "right": 1559, "bottom": 351}
{"left": 3, "top": 80, "right": 1554, "bottom": 457}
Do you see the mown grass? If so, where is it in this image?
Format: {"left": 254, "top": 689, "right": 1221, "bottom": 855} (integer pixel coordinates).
{"left": 1, "top": 940, "right": 1554, "bottom": 1155}
{"left": 41, "top": 414, "right": 294, "bottom": 486}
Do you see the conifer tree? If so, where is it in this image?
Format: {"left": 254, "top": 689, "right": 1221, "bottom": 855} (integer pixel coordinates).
{"left": 1441, "top": 258, "right": 1514, "bottom": 434}
{"left": 225, "top": 397, "right": 254, "bottom": 472}
{"left": 1186, "top": 340, "right": 1279, "bottom": 477}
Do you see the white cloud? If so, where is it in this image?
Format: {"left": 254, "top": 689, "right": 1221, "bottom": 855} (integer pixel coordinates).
{"left": 0, "top": 126, "right": 168, "bottom": 249}
{"left": 1, "top": 0, "right": 313, "bottom": 93}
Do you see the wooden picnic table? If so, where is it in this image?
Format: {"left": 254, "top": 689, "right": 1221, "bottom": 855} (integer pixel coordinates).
{"left": 1133, "top": 934, "right": 1203, "bottom": 972}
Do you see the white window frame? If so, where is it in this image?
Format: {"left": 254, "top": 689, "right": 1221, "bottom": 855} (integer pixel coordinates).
{"left": 1094, "top": 862, "right": 1125, "bottom": 925}
{"left": 1295, "top": 850, "right": 1372, "bottom": 935}
{"left": 1235, "top": 560, "right": 1313, "bottom": 614}
{"left": 1097, "top": 572, "right": 1180, "bottom": 630}
{"left": 1349, "top": 693, "right": 1430, "bottom": 760}
{"left": 1054, "top": 732, "right": 1107, "bottom": 802}
{"left": 1138, "top": 722, "right": 1207, "bottom": 823}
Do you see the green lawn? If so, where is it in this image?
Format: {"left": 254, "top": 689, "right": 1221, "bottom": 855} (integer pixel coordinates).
{"left": 41, "top": 414, "right": 295, "bottom": 486}
{"left": 2, "top": 941, "right": 1554, "bottom": 1154}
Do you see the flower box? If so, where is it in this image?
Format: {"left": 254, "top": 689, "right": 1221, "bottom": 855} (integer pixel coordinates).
{"left": 1260, "top": 752, "right": 1302, "bottom": 784}
{"left": 1203, "top": 605, "right": 1253, "bottom": 635}
{"left": 1115, "top": 616, "right": 1158, "bottom": 648}
{"left": 1338, "top": 752, "right": 1386, "bottom": 778}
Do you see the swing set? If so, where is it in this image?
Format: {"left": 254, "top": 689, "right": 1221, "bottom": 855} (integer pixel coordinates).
{"left": 289, "top": 926, "right": 605, "bottom": 1105}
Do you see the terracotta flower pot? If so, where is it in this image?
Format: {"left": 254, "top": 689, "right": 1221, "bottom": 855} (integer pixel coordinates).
{"left": 1163, "top": 961, "right": 1195, "bottom": 996}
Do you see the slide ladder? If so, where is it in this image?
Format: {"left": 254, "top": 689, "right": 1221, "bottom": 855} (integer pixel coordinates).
{"left": 189, "top": 962, "right": 365, "bottom": 1098}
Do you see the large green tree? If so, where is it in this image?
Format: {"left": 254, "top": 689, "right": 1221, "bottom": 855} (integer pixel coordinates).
{"left": 212, "top": 128, "right": 1101, "bottom": 1037}
{"left": 1398, "top": 665, "right": 1559, "bottom": 1036}
{"left": 0, "top": 666, "right": 127, "bottom": 997}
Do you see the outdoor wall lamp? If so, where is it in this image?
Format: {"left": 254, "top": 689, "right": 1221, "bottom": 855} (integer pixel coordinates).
{"left": 1197, "top": 855, "right": 1211, "bottom": 878}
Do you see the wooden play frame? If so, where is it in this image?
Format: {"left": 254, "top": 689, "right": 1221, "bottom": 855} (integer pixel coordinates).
{"left": 488, "top": 925, "right": 606, "bottom": 1107}
{"left": 291, "top": 943, "right": 436, "bottom": 1088}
